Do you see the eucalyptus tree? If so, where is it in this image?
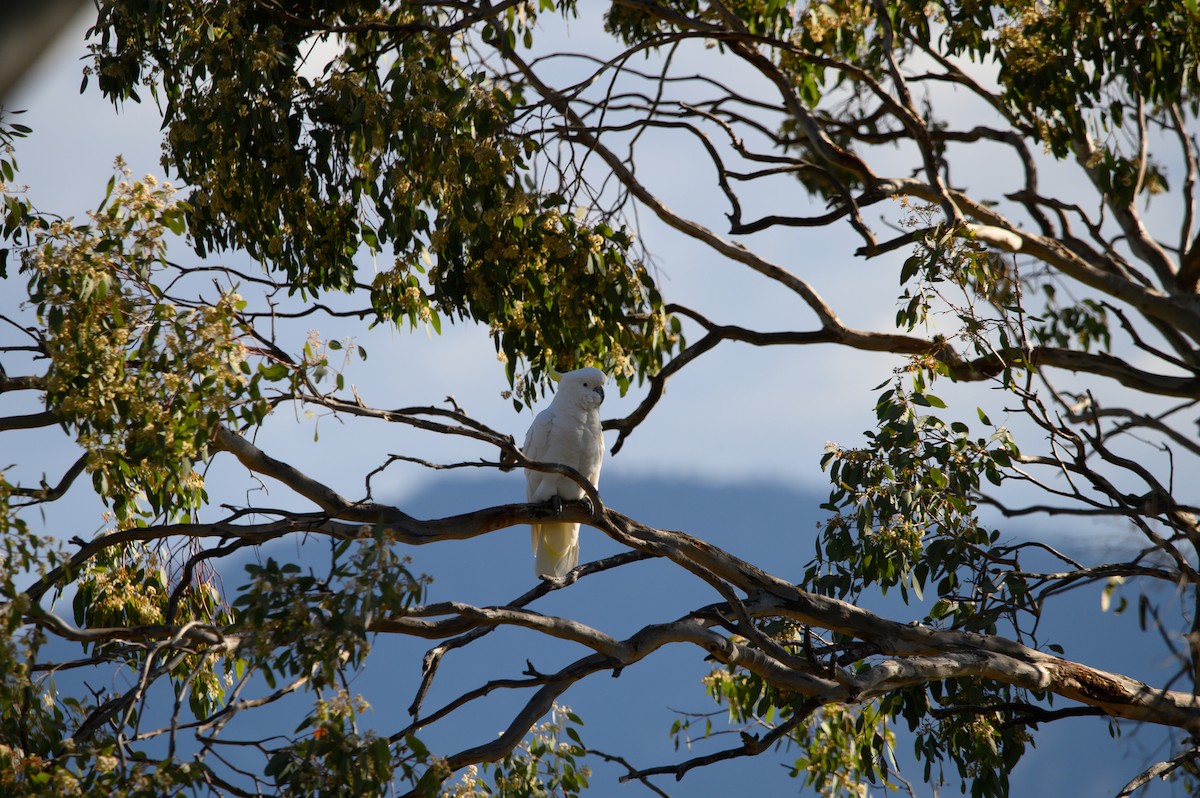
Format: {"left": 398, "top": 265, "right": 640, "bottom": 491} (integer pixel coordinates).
{"left": 3, "top": 1, "right": 1200, "bottom": 796}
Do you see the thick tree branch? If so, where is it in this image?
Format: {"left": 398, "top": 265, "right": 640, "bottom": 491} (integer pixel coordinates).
{"left": 0, "top": 409, "right": 57, "bottom": 431}
{"left": 0, "top": 374, "right": 45, "bottom": 392}
{"left": 211, "top": 425, "right": 360, "bottom": 514}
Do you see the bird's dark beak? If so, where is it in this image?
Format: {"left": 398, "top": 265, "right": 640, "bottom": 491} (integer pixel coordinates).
{"left": 594, "top": 386, "right": 605, "bottom": 403}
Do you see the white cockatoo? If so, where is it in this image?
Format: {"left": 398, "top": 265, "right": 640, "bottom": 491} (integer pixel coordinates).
{"left": 522, "top": 367, "right": 607, "bottom": 578}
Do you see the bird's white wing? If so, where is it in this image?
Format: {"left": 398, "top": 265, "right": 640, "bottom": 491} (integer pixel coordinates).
{"left": 583, "top": 425, "right": 604, "bottom": 486}
{"left": 523, "top": 406, "right": 580, "bottom": 578}
{"left": 522, "top": 407, "right": 555, "bottom": 502}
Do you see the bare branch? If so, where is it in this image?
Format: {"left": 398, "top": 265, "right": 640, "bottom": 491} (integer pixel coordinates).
{"left": 1117, "top": 744, "right": 1200, "bottom": 797}
{"left": 9, "top": 453, "right": 87, "bottom": 505}
{"left": 587, "top": 749, "right": 674, "bottom": 797}
{"left": 621, "top": 699, "right": 818, "bottom": 783}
